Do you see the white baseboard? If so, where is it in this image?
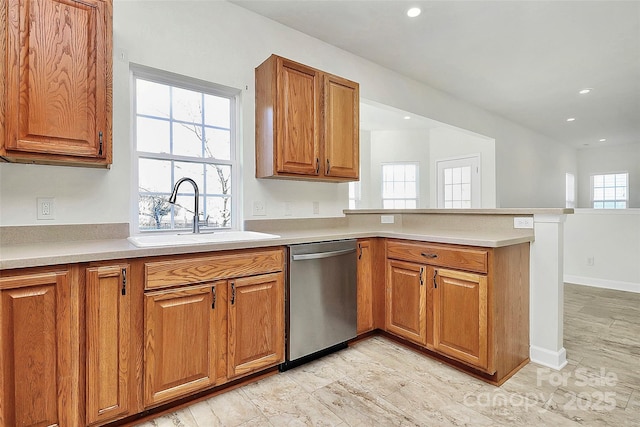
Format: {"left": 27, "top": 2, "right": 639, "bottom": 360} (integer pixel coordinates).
{"left": 564, "top": 275, "right": 640, "bottom": 294}
{"left": 530, "top": 346, "right": 568, "bottom": 371}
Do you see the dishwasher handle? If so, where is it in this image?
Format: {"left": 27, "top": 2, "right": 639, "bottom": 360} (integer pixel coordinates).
{"left": 291, "top": 248, "right": 356, "bottom": 261}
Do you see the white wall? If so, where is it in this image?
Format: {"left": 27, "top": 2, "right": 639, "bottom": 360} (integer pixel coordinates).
{"left": 0, "top": 0, "right": 577, "bottom": 227}
{"left": 428, "top": 127, "right": 496, "bottom": 208}
{"left": 576, "top": 143, "right": 640, "bottom": 208}
{"left": 564, "top": 209, "right": 640, "bottom": 293}
{"left": 365, "top": 130, "right": 430, "bottom": 208}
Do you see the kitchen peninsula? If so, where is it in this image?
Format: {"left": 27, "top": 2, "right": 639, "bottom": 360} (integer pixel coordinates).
{"left": 0, "top": 209, "right": 570, "bottom": 426}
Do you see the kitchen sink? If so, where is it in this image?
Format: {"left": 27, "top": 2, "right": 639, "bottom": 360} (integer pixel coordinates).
{"left": 127, "top": 231, "right": 280, "bottom": 248}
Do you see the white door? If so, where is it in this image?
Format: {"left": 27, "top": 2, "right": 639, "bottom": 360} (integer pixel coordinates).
{"left": 436, "top": 155, "right": 481, "bottom": 208}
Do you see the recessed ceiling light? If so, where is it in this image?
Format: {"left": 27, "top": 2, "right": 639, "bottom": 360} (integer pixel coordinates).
{"left": 579, "top": 88, "right": 592, "bottom": 95}
{"left": 566, "top": 118, "right": 576, "bottom": 122}
{"left": 599, "top": 138, "right": 607, "bottom": 142}
{"left": 407, "top": 7, "right": 421, "bottom": 18}
{"left": 404, "top": 116, "right": 411, "bottom": 120}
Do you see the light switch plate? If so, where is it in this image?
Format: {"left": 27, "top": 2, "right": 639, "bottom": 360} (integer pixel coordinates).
{"left": 514, "top": 217, "right": 534, "bottom": 229}
{"left": 252, "top": 201, "right": 266, "bottom": 216}
{"left": 381, "top": 215, "right": 395, "bottom": 224}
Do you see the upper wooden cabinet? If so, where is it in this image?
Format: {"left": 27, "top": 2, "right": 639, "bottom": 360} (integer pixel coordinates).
{"left": 1, "top": 0, "right": 113, "bottom": 167}
{"left": 255, "top": 54, "right": 359, "bottom": 182}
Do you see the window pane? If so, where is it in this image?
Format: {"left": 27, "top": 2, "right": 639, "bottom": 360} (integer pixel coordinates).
{"left": 172, "top": 123, "right": 203, "bottom": 157}
{"left": 136, "top": 79, "right": 170, "bottom": 118}
{"left": 383, "top": 165, "right": 393, "bottom": 181}
{"left": 453, "top": 184, "right": 462, "bottom": 200}
{"left": 444, "top": 168, "right": 452, "bottom": 184}
{"left": 139, "top": 158, "right": 171, "bottom": 193}
{"left": 462, "top": 166, "right": 471, "bottom": 184}
{"left": 461, "top": 184, "right": 471, "bottom": 201}
{"left": 616, "top": 201, "right": 627, "bottom": 209}
{"left": 205, "top": 165, "right": 232, "bottom": 195}
{"left": 172, "top": 195, "right": 204, "bottom": 228}
{"left": 604, "top": 188, "right": 615, "bottom": 200}
{"left": 204, "top": 128, "right": 231, "bottom": 160}
{"left": 394, "top": 164, "right": 405, "bottom": 181}
{"left": 604, "top": 201, "right": 615, "bottom": 209}
{"left": 405, "top": 182, "right": 416, "bottom": 198}
{"left": 616, "top": 187, "right": 626, "bottom": 200}
{"left": 594, "top": 188, "right": 604, "bottom": 200}
{"left": 445, "top": 185, "right": 452, "bottom": 200}
{"left": 604, "top": 174, "right": 615, "bottom": 187}
{"left": 445, "top": 201, "right": 453, "bottom": 208}
{"left": 138, "top": 194, "right": 172, "bottom": 230}
{"left": 204, "top": 95, "right": 230, "bottom": 128}
{"left": 452, "top": 168, "right": 462, "bottom": 184}
{"left": 593, "top": 175, "right": 604, "bottom": 187}
{"left": 593, "top": 201, "right": 604, "bottom": 209}
{"left": 137, "top": 117, "right": 170, "bottom": 154}
{"left": 406, "top": 200, "right": 416, "bottom": 209}
{"left": 461, "top": 200, "right": 471, "bottom": 208}
{"left": 383, "top": 200, "right": 393, "bottom": 209}
{"left": 452, "top": 200, "right": 462, "bottom": 208}
{"left": 205, "top": 196, "right": 232, "bottom": 228}
{"left": 616, "top": 174, "right": 627, "bottom": 186}
{"left": 173, "top": 87, "right": 202, "bottom": 123}
{"left": 174, "top": 161, "right": 205, "bottom": 191}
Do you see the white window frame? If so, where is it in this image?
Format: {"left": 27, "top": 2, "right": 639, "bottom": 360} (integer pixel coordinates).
{"left": 565, "top": 173, "right": 576, "bottom": 209}
{"left": 130, "top": 65, "right": 241, "bottom": 234}
{"left": 436, "top": 154, "right": 481, "bottom": 209}
{"left": 381, "top": 162, "right": 419, "bottom": 209}
{"left": 591, "top": 172, "right": 628, "bottom": 209}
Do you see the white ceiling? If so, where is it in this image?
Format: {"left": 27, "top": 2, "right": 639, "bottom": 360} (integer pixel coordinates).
{"left": 232, "top": 0, "right": 640, "bottom": 148}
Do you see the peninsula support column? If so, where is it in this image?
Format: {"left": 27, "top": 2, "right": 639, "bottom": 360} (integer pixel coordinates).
{"left": 529, "top": 213, "right": 568, "bottom": 370}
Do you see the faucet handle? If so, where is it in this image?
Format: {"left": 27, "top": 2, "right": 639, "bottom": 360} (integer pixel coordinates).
{"left": 198, "top": 214, "right": 210, "bottom": 227}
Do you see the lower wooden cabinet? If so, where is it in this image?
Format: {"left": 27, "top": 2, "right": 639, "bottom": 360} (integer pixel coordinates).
{"left": 86, "top": 265, "right": 131, "bottom": 425}
{"left": 385, "top": 259, "right": 427, "bottom": 346}
{"left": 143, "top": 283, "right": 218, "bottom": 407}
{"left": 228, "top": 272, "right": 285, "bottom": 378}
{"left": 0, "top": 270, "right": 73, "bottom": 427}
{"left": 431, "top": 267, "right": 490, "bottom": 372}
{"left": 356, "top": 239, "right": 374, "bottom": 334}
{"left": 384, "top": 239, "right": 530, "bottom": 383}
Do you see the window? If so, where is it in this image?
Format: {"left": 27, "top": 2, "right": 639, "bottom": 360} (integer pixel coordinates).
{"left": 592, "top": 173, "right": 628, "bottom": 209}
{"left": 566, "top": 173, "right": 575, "bottom": 208}
{"left": 133, "top": 67, "right": 239, "bottom": 232}
{"left": 436, "top": 155, "right": 481, "bottom": 208}
{"left": 382, "top": 163, "right": 418, "bottom": 209}
{"left": 348, "top": 180, "right": 361, "bottom": 209}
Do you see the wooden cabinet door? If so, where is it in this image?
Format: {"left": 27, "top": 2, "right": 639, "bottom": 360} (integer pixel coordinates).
{"left": 276, "top": 58, "right": 320, "bottom": 176}
{"left": 144, "top": 283, "right": 217, "bottom": 407}
{"left": 4, "top": 0, "right": 112, "bottom": 165}
{"left": 228, "top": 272, "right": 284, "bottom": 378}
{"left": 323, "top": 74, "right": 359, "bottom": 179}
{"left": 385, "top": 260, "right": 427, "bottom": 345}
{"left": 0, "top": 271, "right": 70, "bottom": 427}
{"left": 357, "top": 240, "right": 374, "bottom": 334}
{"left": 432, "top": 267, "right": 491, "bottom": 372}
{"left": 86, "top": 265, "right": 130, "bottom": 425}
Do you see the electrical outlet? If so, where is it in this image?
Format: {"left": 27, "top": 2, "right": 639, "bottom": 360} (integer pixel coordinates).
{"left": 514, "top": 217, "right": 534, "bottom": 229}
{"left": 312, "top": 201, "right": 320, "bottom": 215}
{"left": 252, "top": 201, "right": 266, "bottom": 216}
{"left": 587, "top": 257, "right": 595, "bottom": 266}
{"left": 37, "top": 197, "right": 55, "bottom": 220}
{"left": 381, "top": 215, "right": 395, "bottom": 224}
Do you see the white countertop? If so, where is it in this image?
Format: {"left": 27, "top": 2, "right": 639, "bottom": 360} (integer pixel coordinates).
{"left": 0, "top": 225, "right": 534, "bottom": 270}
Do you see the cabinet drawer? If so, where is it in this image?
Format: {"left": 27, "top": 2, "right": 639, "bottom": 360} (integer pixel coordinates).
{"left": 145, "top": 248, "right": 284, "bottom": 289}
{"left": 386, "top": 240, "right": 488, "bottom": 274}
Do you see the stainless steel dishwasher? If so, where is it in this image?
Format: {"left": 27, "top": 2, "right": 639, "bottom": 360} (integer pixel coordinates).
{"left": 282, "top": 239, "right": 357, "bottom": 370}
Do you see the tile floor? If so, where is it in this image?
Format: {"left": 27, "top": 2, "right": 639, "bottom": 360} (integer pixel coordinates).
{"left": 136, "top": 284, "right": 640, "bottom": 426}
